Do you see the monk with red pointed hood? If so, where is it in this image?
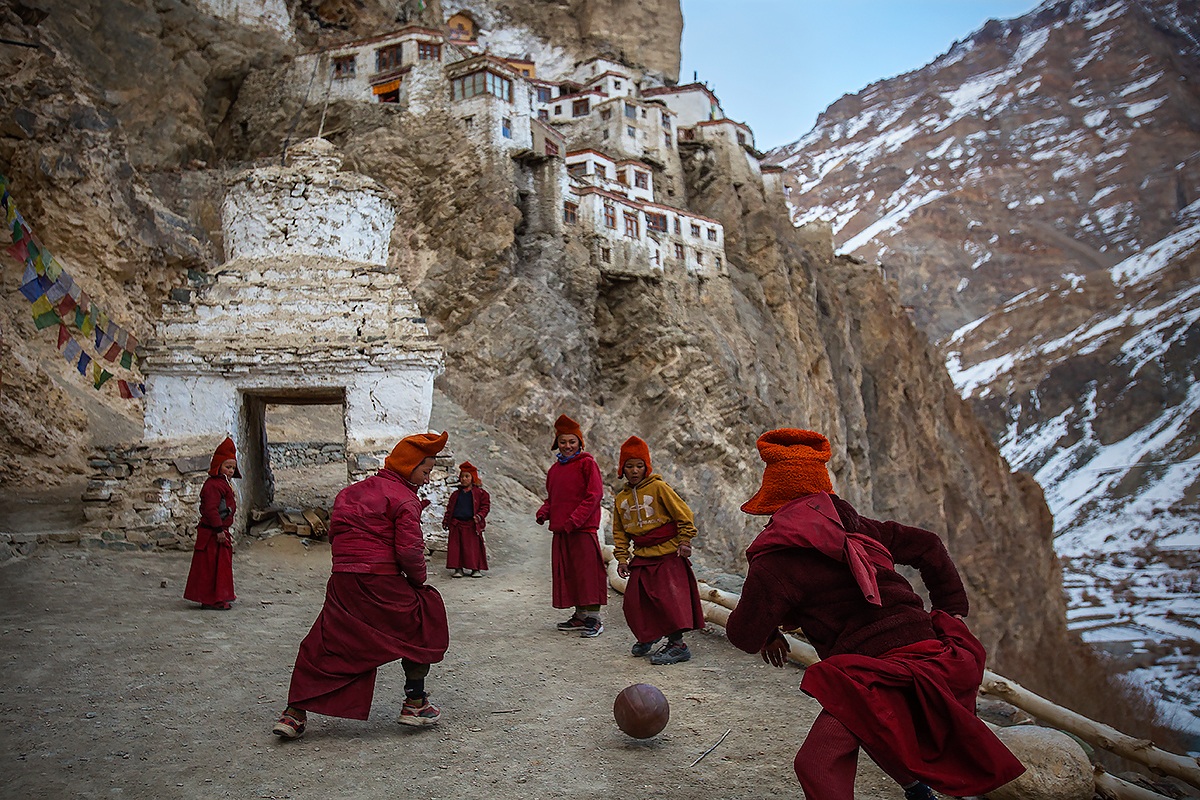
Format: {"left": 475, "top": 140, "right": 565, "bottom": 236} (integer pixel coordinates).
{"left": 726, "top": 429, "right": 1024, "bottom": 800}
{"left": 273, "top": 431, "right": 452, "bottom": 739}
{"left": 183, "top": 436, "right": 239, "bottom": 610}
{"left": 442, "top": 461, "right": 490, "bottom": 577}
{"left": 535, "top": 414, "right": 607, "bottom": 638}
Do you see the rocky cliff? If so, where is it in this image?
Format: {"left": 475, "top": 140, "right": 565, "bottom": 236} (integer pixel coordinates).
{"left": 0, "top": 0, "right": 1155, "bottom": 737}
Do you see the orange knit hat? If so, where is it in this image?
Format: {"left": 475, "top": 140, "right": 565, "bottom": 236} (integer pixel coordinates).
{"left": 208, "top": 436, "right": 241, "bottom": 478}
{"left": 618, "top": 435, "right": 652, "bottom": 477}
{"left": 384, "top": 431, "right": 448, "bottom": 479}
{"left": 551, "top": 414, "right": 585, "bottom": 451}
{"left": 458, "top": 460, "right": 481, "bottom": 486}
{"left": 741, "top": 429, "right": 833, "bottom": 515}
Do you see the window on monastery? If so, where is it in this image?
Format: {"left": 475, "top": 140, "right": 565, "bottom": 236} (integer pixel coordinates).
{"left": 641, "top": 108, "right": 647, "bottom": 118}
{"left": 617, "top": 169, "right": 628, "bottom": 186}
{"left": 462, "top": 116, "right": 475, "bottom": 128}
{"left": 601, "top": 247, "right": 611, "bottom": 263}
{"left": 680, "top": 128, "right": 695, "bottom": 141}
{"left": 603, "top": 203, "right": 616, "bottom": 228}
{"left": 645, "top": 213, "right": 667, "bottom": 232}
{"left": 695, "top": 250, "right": 703, "bottom": 265}
{"left": 545, "top": 140, "right": 560, "bottom": 156}
{"left": 418, "top": 42, "right": 441, "bottom": 61}
{"left": 554, "top": 104, "right": 562, "bottom": 115}
{"left": 521, "top": 69, "right": 531, "bottom": 77}
{"left": 715, "top": 256, "right": 722, "bottom": 269}
{"left": 674, "top": 243, "right": 684, "bottom": 259}
{"left": 567, "top": 163, "right": 586, "bottom": 178}
{"left": 600, "top": 108, "right": 612, "bottom": 121}
{"left": 690, "top": 223, "right": 700, "bottom": 237}
{"left": 452, "top": 71, "right": 512, "bottom": 102}
{"left": 674, "top": 217, "right": 681, "bottom": 234}
{"left": 661, "top": 112, "right": 671, "bottom": 129}
{"left": 634, "top": 172, "right": 648, "bottom": 189}
{"left": 376, "top": 44, "right": 402, "bottom": 73}
{"left": 501, "top": 117, "right": 512, "bottom": 138}
{"left": 538, "top": 109, "right": 549, "bottom": 121}
{"left": 664, "top": 133, "right": 672, "bottom": 148}
{"left": 333, "top": 55, "right": 356, "bottom": 79}
{"left": 652, "top": 248, "right": 660, "bottom": 266}
{"left": 602, "top": 129, "right": 609, "bottom": 139}
{"left": 563, "top": 201, "right": 578, "bottom": 224}
{"left": 487, "top": 72, "right": 513, "bottom": 101}
{"left": 537, "top": 86, "right": 552, "bottom": 103}
{"left": 737, "top": 131, "right": 747, "bottom": 145}
{"left": 626, "top": 125, "right": 635, "bottom": 138}
{"left": 572, "top": 98, "right": 590, "bottom": 117}
{"left": 615, "top": 80, "right": 623, "bottom": 90}
{"left": 624, "top": 103, "right": 636, "bottom": 119}
{"left": 596, "top": 164, "right": 608, "bottom": 179}
{"left": 707, "top": 228, "right": 717, "bottom": 241}
{"left": 623, "top": 211, "right": 639, "bottom": 238}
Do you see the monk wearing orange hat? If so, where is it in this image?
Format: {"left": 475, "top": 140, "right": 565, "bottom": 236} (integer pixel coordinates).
{"left": 535, "top": 414, "right": 607, "bottom": 637}
{"left": 442, "top": 461, "right": 490, "bottom": 577}
{"left": 726, "top": 429, "right": 1024, "bottom": 800}
{"left": 183, "top": 436, "right": 239, "bottom": 610}
{"left": 273, "top": 432, "right": 451, "bottom": 738}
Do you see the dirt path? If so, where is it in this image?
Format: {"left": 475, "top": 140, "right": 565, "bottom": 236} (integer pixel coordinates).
{"left": 0, "top": 399, "right": 903, "bottom": 800}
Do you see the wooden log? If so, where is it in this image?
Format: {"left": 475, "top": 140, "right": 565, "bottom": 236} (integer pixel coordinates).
{"left": 980, "top": 672, "right": 1200, "bottom": 790}
{"left": 1094, "top": 769, "right": 1177, "bottom": 800}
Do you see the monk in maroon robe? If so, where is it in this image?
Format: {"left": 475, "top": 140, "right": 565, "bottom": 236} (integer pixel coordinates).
{"left": 272, "top": 432, "right": 451, "bottom": 738}
{"left": 536, "top": 414, "right": 607, "bottom": 637}
{"left": 442, "top": 460, "right": 490, "bottom": 577}
{"left": 183, "top": 436, "right": 238, "bottom": 610}
{"left": 726, "top": 429, "right": 1025, "bottom": 800}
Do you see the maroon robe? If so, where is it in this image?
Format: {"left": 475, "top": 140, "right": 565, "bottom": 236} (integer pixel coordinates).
{"left": 443, "top": 487, "right": 490, "bottom": 571}
{"left": 183, "top": 476, "right": 236, "bottom": 606}
{"left": 286, "top": 470, "right": 449, "bottom": 719}
{"left": 537, "top": 452, "right": 607, "bottom": 608}
{"left": 623, "top": 551, "right": 705, "bottom": 642}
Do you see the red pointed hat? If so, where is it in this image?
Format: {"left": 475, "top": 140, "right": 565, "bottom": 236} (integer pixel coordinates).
{"left": 618, "top": 435, "right": 652, "bottom": 477}
{"left": 209, "top": 436, "right": 241, "bottom": 478}
{"left": 551, "top": 414, "right": 585, "bottom": 451}
{"left": 385, "top": 431, "right": 448, "bottom": 479}
{"left": 741, "top": 429, "right": 833, "bottom": 515}
{"left": 458, "top": 461, "right": 481, "bottom": 485}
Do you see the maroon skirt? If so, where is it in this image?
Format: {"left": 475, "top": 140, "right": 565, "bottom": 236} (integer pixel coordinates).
{"left": 800, "top": 611, "right": 1025, "bottom": 796}
{"left": 287, "top": 573, "right": 449, "bottom": 720}
{"left": 446, "top": 519, "right": 488, "bottom": 571}
{"left": 623, "top": 553, "right": 705, "bottom": 642}
{"left": 183, "top": 528, "right": 235, "bottom": 605}
{"left": 550, "top": 530, "right": 608, "bottom": 609}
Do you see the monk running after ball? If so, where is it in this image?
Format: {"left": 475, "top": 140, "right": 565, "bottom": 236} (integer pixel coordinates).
{"left": 726, "top": 428, "right": 1024, "bottom": 800}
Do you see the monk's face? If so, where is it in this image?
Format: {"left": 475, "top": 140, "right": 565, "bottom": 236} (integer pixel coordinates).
{"left": 458, "top": 471, "right": 473, "bottom": 489}
{"left": 220, "top": 459, "right": 237, "bottom": 478}
{"left": 622, "top": 459, "right": 646, "bottom": 485}
{"left": 410, "top": 456, "right": 437, "bottom": 486}
{"left": 557, "top": 434, "right": 581, "bottom": 458}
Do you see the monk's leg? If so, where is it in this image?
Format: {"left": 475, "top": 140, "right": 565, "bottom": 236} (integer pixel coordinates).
{"left": 402, "top": 659, "right": 430, "bottom": 701}
{"left": 794, "top": 710, "right": 860, "bottom": 800}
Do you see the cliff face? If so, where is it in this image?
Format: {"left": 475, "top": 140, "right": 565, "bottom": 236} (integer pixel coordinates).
{"left": 2, "top": 0, "right": 1080, "bottom": 711}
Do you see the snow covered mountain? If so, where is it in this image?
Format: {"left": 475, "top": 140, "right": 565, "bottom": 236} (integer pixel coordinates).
{"left": 770, "top": 0, "right": 1200, "bottom": 739}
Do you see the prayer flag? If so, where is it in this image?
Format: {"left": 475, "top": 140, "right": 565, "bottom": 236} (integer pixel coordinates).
{"left": 57, "top": 323, "right": 71, "bottom": 349}
{"left": 131, "top": 383, "right": 146, "bottom": 398}
{"left": 31, "top": 296, "right": 60, "bottom": 329}
{"left": 105, "top": 321, "right": 117, "bottom": 340}
{"left": 57, "top": 294, "right": 77, "bottom": 317}
{"left": 19, "top": 278, "right": 42, "bottom": 302}
{"left": 80, "top": 310, "right": 94, "bottom": 336}
{"left": 126, "top": 333, "right": 139, "bottom": 352}
{"left": 21, "top": 262, "right": 36, "bottom": 284}
{"left": 46, "top": 278, "right": 69, "bottom": 304}
{"left": 103, "top": 342, "right": 121, "bottom": 362}
{"left": 94, "top": 327, "right": 104, "bottom": 350}
{"left": 120, "top": 350, "right": 133, "bottom": 370}
{"left": 95, "top": 368, "right": 113, "bottom": 389}
{"left": 77, "top": 351, "right": 91, "bottom": 375}
{"left": 118, "top": 380, "right": 132, "bottom": 399}
{"left": 6, "top": 240, "right": 28, "bottom": 263}
{"left": 63, "top": 339, "right": 81, "bottom": 363}
{"left": 11, "top": 219, "right": 24, "bottom": 242}
{"left": 67, "top": 282, "right": 82, "bottom": 301}
{"left": 30, "top": 294, "right": 53, "bottom": 317}
{"left": 45, "top": 257, "right": 62, "bottom": 281}
{"left": 115, "top": 329, "right": 128, "bottom": 349}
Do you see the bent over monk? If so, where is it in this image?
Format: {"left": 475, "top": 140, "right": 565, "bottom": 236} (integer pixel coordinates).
{"left": 725, "top": 428, "right": 1024, "bottom": 800}
{"left": 272, "top": 431, "right": 451, "bottom": 738}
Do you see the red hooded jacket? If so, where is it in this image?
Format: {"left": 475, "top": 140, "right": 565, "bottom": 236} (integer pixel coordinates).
{"left": 328, "top": 469, "right": 427, "bottom": 583}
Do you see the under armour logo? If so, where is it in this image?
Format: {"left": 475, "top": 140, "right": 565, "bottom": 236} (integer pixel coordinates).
{"left": 620, "top": 494, "right": 656, "bottom": 522}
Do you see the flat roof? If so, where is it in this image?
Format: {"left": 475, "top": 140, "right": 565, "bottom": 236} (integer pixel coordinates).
{"left": 308, "top": 25, "right": 445, "bottom": 55}
{"left": 642, "top": 82, "right": 721, "bottom": 107}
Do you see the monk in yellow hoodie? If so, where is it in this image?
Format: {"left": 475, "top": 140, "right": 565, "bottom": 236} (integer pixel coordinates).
{"left": 614, "top": 436, "right": 705, "bottom": 664}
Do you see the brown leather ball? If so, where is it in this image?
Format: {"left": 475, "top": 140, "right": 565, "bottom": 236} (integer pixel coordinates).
{"left": 613, "top": 683, "right": 670, "bottom": 739}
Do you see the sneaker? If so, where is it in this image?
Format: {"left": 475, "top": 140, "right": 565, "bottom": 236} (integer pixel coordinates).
{"left": 399, "top": 696, "right": 441, "bottom": 726}
{"left": 556, "top": 616, "right": 587, "bottom": 632}
{"left": 271, "top": 711, "right": 306, "bottom": 739}
{"left": 580, "top": 618, "right": 604, "bottom": 638}
{"left": 451, "top": 569, "right": 464, "bottom": 578}
{"left": 469, "top": 570, "right": 483, "bottom": 578}
{"left": 631, "top": 640, "right": 657, "bottom": 657}
{"left": 903, "top": 784, "right": 936, "bottom": 800}
{"left": 650, "top": 641, "right": 691, "bottom": 665}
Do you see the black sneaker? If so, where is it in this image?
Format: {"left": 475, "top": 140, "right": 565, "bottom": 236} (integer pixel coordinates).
{"left": 903, "top": 783, "right": 936, "bottom": 800}
{"left": 556, "top": 616, "right": 587, "bottom": 632}
{"left": 580, "top": 618, "right": 604, "bottom": 638}
{"left": 631, "top": 640, "right": 658, "bottom": 657}
{"left": 650, "top": 641, "right": 690, "bottom": 665}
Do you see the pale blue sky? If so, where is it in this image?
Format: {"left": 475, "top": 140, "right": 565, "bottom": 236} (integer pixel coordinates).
{"left": 679, "top": 0, "right": 1044, "bottom": 151}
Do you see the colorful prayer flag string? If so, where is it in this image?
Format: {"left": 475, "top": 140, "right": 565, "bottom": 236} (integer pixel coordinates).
{"left": 2, "top": 174, "right": 146, "bottom": 398}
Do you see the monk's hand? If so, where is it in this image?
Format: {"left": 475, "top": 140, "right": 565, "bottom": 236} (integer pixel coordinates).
{"left": 761, "top": 630, "right": 789, "bottom": 668}
{"left": 617, "top": 561, "right": 630, "bottom": 578}
{"left": 677, "top": 542, "right": 692, "bottom": 559}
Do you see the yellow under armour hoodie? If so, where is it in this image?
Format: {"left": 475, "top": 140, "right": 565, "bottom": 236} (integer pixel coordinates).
{"left": 612, "top": 473, "right": 698, "bottom": 562}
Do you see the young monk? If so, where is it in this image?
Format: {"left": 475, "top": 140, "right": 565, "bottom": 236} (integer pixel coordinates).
{"left": 183, "top": 436, "right": 239, "bottom": 610}
{"left": 725, "top": 428, "right": 1024, "bottom": 800}
{"left": 535, "top": 414, "right": 607, "bottom": 638}
{"left": 442, "top": 461, "right": 490, "bottom": 578}
{"left": 272, "top": 431, "right": 451, "bottom": 738}
{"left": 613, "top": 436, "right": 705, "bottom": 664}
